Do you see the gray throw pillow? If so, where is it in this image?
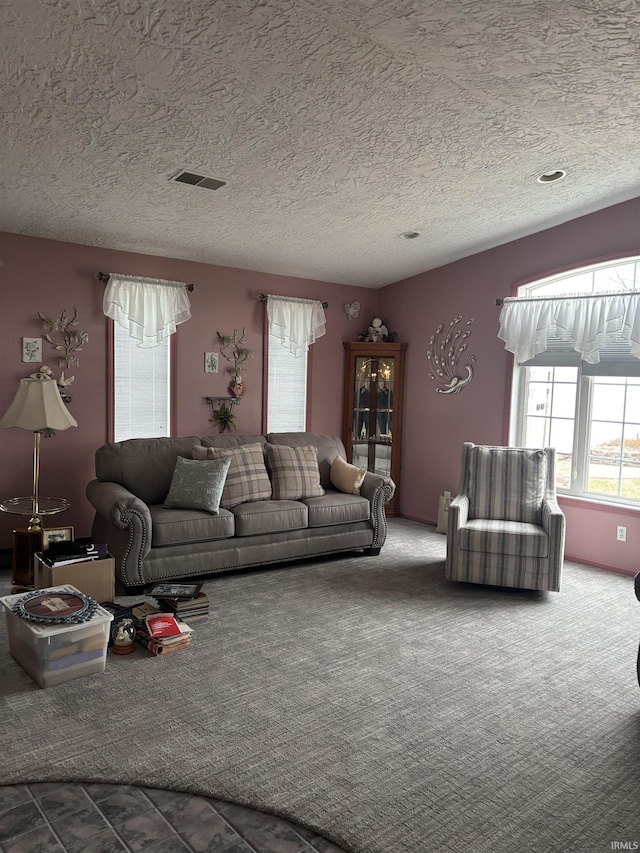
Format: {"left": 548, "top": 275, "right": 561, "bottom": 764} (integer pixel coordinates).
{"left": 164, "top": 456, "right": 231, "bottom": 514}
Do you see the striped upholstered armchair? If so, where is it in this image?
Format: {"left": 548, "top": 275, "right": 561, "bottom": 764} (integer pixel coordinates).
{"left": 445, "top": 443, "right": 565, "bottom": 592}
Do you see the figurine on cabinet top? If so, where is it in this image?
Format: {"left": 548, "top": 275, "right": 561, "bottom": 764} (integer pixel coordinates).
{"left": 358, "top": 318, "right": 397, "bottom": 343}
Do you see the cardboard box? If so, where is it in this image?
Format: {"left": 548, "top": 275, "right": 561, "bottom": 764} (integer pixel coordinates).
{"left": 0, "top": 584, "right": 113, "bottom": 688}
{"left": 34, "top": 553, "right": 115, "bottom": 603}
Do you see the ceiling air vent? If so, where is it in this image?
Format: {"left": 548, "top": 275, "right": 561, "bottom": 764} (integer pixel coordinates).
{"left": 169, "top": 170, "right": 226, "bottom": 191}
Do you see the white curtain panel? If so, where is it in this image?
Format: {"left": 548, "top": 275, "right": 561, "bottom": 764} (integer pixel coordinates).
{"left": 267, "top": 294, "right": 326, "bottom": 357}
{"left": 499, "top": 292, "right": 640, "bottom": 364}
{"left": 103, "top": 274, "right": 192, "bottom": 347}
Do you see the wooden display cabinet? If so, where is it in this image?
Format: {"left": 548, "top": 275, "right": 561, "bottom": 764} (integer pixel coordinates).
{"left": 342, "top": 342, "right": 407, "bottom": 517}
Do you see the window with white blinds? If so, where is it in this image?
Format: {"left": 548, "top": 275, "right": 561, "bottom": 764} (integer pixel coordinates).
{"left": 113, "top": 321, "right": 171, "bottom": 442}
{"left": 267, "top": 332, "right": 307, "bottom": 432}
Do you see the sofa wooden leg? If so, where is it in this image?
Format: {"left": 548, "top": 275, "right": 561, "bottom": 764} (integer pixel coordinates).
{"left": 363, "top": 546, "right": 381, "bottom": 556}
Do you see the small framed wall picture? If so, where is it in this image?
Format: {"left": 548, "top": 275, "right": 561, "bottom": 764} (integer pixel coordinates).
{"left": 22, "top": 337, "right": 42, "bottom": 363}
{"left": 204, "top": 352, "right": 219, "bottom": 373}
{"left": 42, "top": 526, "right": 75, "bottom": 549}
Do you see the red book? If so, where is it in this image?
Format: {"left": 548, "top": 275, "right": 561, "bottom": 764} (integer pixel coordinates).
{"left": 145, "top": 613, "right": 183, "bottom": 638}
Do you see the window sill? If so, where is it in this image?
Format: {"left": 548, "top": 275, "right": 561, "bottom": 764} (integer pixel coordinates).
{"left": 558, "top": 493, "right": 640, "bottom": 517}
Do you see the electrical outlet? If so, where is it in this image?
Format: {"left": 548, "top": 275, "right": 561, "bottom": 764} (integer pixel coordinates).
{"left": 616, "top": 525, "right": 627, "bottom": 542}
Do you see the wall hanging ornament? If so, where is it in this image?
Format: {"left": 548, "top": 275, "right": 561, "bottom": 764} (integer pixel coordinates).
{"left": 217, "top": 328, "right": 254, "bottom": 397}
{"left": 35, "top": 307, "right": 89, "bottom": 402}
{"left": 344, "top": 302, "right": 360, "bottom": 320}
{"left": 427, "top": 316, "right": 476, "bottom": 394}
{"left": 38, "top": 308, "right": 88, "bottom": 369}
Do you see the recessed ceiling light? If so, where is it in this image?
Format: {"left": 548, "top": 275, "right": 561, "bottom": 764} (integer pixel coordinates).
{"left": 398, "top": 230, "right": 421, "bottom": 240}
{"left": 537, "top": 170, "right": 566, "bottom": 184}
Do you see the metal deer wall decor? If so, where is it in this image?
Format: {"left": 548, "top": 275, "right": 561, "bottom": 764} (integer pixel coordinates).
{"left": 427, "top": 316, "right": 476, "bottom": 394}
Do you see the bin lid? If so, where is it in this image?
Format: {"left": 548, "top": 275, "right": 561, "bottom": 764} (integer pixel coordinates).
{"left": 0, "top": 584, "right": 113, "bottom": 636}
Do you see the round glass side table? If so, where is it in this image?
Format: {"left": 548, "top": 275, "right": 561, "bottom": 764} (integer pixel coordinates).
{"left": 0, "top": 497, "right": 70, "bottom": 586}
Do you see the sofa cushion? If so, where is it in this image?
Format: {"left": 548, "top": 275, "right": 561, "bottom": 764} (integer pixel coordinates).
{"left": 266, "top": 444, "right": 325, "bottom": 500}
{"left": 304, "top": 491, "right": 371, "bottom": 527}
{"left": 201, "top": 435, "right": 267, "bottom": 451}
{"left": 330, "top": 454, "right": 366, "bottom": 495}
{"left": 232, "top": 500, "right": 308, "bottom": 537}
{"left": 95, "top": 436, "right": 201, "bottom": 505}
{"left": 266, "top": 433, "right": 346, "bottom": 490}
{"left": 164, "top": 456, "right": 231, "bottom": 514}
{"left": 192, "top": 443, "right": 272, "bottom": 508}
{"left": 459, "top": 519, "right": 549, "bottom": 558}
{"left": 150, "top": 505, "right": 235, "bottom": 547}
{"left": 468, "top": 446, "right": 547, "bottom": 524}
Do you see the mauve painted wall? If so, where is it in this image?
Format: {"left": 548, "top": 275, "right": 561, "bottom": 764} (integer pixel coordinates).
{"left": 0, "top": 232, "right": 378, "bottom": 549}
{"left": 377, "top": 197, "right": 640, "bottom": 576}
{"left": 2, "top": 200, "right": 639, "bottom": 574}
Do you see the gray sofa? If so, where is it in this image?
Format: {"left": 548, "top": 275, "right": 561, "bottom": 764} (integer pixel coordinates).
{"left": 86, "top": 432, "right": 395, "bottom": 589}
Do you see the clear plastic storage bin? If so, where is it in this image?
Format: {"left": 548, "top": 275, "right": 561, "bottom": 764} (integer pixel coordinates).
{"left": 0, "top": 584, "right": 114, "bottom": 688}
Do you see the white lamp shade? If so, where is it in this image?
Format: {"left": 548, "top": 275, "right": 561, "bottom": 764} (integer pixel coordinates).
{"left": 0, "top": 376, "right": 78, "bottom": 431}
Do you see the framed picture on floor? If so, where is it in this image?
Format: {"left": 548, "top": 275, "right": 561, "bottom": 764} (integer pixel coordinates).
{"left": 148, "top": 582, "right": 203, "bottom": 599}
{"left": 42, "top": 526, "right": 74, "bottom": 549}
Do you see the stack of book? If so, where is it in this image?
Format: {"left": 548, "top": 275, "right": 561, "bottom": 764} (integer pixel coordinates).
{"left": 134, "top": 613, "right": 193, "bottom": 656}
{"left": 40, "top": 542, "right": 109, "bottom": 568}
{"left": 149, "top": 583, "right": 210, "bottom": 623}
{"left": 153, "top": 592, "right": 210, "bottom": 622}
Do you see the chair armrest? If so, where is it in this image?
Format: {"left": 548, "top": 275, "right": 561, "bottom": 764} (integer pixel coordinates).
{"left": 541, "top": 497, "right": 566, "bottom": 588}
{"left": 541, "top": 497, "right": 564, "bottom": 535}
{"left": 448, "top": 494, "right": 469, "bottom": 533}
{"left": 360, "top": 472, "right": 395, "bottom": 547}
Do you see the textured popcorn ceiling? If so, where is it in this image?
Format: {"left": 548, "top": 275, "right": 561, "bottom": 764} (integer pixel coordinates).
{"left": 1, "top": 1, "right": 639, "bottom": 287}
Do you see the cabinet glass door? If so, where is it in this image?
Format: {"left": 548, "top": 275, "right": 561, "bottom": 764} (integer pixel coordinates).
{"left": 351, "top": 355, "right": 395, "bottom": 477}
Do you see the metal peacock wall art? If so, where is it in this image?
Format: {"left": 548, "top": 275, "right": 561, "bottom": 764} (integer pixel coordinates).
{"left": 427, "top": 316, "right": 476, "bottom": 394}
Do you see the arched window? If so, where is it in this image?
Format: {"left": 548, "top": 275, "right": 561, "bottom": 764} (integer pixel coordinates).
{"left": 507, "top": 257, "right": 640, "bottom": 506}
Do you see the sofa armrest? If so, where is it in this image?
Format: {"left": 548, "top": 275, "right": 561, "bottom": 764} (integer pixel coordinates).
{"left": 86, "top": 480, "right": 153, "bottom": 583}
{"left": 360, "top": 471, "right": 395, "bottom": 504}
{"left": 360, "top": 472, "right": 395, "bottom": 547}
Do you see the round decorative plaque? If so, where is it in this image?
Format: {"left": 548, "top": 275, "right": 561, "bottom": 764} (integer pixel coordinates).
{"left": 12, "top": 590, "right": 98, "bottom": 625}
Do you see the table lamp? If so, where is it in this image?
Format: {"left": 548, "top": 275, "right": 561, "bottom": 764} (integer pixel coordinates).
{"left": 0, "top": 372, "right": 78, "bottom": 530}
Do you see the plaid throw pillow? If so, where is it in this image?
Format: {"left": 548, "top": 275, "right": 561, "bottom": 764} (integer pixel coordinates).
{"left": 266, "top": 444, "right": 325, "bottom": 501}
{"left": 191, "top": 443, "right": 272, "bottom": 508}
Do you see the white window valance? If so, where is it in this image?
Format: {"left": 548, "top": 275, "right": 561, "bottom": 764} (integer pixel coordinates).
{"left": 266, "top": 294, "right": 327, "bottom": 357}
{"left": 498, "top": 292, "right": 640, "bottom": 370}
{"left": 103, "top": 274, "right": 192, "bottom": 347}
